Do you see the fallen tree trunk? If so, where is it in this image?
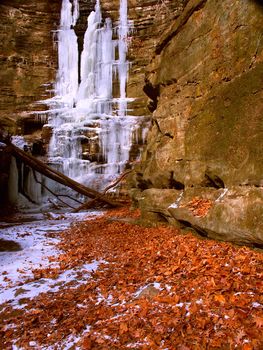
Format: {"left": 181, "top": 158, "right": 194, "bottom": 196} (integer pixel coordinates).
{"left": 8, "top": 143, "right": 123, "bottom": 208}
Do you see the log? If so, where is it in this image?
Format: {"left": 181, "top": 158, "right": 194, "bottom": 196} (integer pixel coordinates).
{"left": 8, "top": 143, "right": 122, "bottom": 208}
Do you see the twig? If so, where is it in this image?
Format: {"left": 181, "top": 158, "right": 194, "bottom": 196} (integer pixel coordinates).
{"left": 72, "top": 170, "right": 132, "bottom": 213}
{"left": 32, "top": 170, "right": 80, "bottom": 210}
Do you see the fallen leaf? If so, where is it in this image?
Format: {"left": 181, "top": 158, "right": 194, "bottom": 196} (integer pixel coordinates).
{"left": 253, "top": 315, "right": 263, "bottom": 328}
{"left": 214, "top": 294, "right": 226, "bottom": 303}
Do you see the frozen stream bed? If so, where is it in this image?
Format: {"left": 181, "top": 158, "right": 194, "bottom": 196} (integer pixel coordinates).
{"left": 0, "top": 211, "right": 102, "bottom": 310}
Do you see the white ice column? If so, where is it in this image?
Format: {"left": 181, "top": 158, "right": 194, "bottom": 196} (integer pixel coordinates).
{"left": 55, "top": 0, "right": 79, "bottom": 108}
{"left": 96, "top": 18, "right": 114, "bottom": 103}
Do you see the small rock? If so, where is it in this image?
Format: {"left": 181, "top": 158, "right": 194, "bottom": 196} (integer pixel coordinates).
{"left": 136, "top": 284, "right": 160, "bottom": 299}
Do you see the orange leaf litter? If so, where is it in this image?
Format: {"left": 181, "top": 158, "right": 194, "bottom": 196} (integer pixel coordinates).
{"left": 1, "top": 207, "right": 262, "bottom": 349}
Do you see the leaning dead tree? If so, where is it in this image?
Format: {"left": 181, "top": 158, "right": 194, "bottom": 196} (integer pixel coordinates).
{"left": 8, "top": 143, "right": 123, "bottom": 208}
{"left": 73, "top": 170, "right": 132, "bottom": 213}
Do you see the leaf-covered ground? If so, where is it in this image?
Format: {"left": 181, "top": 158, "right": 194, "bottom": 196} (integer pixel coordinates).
{"left": 1, "top": 207, "right": 263, "bottom": 349}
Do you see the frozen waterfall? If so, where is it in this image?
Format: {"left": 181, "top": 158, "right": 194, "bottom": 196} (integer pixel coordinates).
{"left": 45, "top": 0, "right": 139, "bottom": 190}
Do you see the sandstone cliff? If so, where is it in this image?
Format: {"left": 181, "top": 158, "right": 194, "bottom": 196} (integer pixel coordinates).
{"left": 0, "top": 0, "right": 61, "bottom": 134}
{"left": 131, "top": 0, "right": 263, "bottom": 246}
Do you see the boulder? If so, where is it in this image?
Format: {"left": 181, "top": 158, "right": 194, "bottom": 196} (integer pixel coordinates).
{"left": 137, "top": 187, "right": 263, "bottom": 247}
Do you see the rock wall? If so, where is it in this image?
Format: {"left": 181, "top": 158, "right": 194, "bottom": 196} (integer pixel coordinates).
{"left": 131, "top": 0, "right": 263, "bottom": 246}
{"left": 0, "top": 0, "right": 61, "bottom": 134}
{"left": 125, "top": 0, "right": 187, "bottom": 116}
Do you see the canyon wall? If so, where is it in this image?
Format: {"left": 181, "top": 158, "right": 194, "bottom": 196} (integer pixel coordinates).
{"left": 0, "top": 0, "right": 185, "bottom": 207}
{"left": 1, "top": 0, "right": 262, "bottom": 246}
{"left": 0, "top": 0, "right": 183, "bottom": 134}
{"left": 131, "top": 0, "right": 263, "bottom": 246}
{"left": 0, "top": 0, "right": 61, "bottom": 135}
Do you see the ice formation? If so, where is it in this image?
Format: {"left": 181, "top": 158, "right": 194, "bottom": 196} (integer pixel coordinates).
{"left": 46, "top": 0, "right": 139, "bottom": 190}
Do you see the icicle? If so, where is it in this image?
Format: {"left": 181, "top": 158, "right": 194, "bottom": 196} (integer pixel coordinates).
{"left": 8, "top": 157, "right": 19, "bottom": 205}
{"left": 97, "top": 18, "right": 113, "bottom": 101}
{"left": 77, "top": 10, "right": 100, "bottom": 107}
{"left": 72, "top": 0, "right": 79, "bottom": 26}
{"left": 24, "top": 170, "right": 42, "bottom": 204}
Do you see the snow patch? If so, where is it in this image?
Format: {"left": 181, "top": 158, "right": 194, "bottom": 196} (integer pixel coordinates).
{"left": 252, "top": 302, "right": 262, "bottom": 308}
{"left": 11, "top": 136, "right": 27, "bottom": 149}
{"left": 215, "top": 188, "right": 228, "bottom": 202}
{"left": 168, "top": 192, "right": 184, "bottom": 209}
{"left": 1, "top": 258, "right": 102, "bottom": 308}
{"left": 0, "top": 211, "right": 102, "bottom": 308}
{"left": 134, "top": 282, "right": 162, "bottom": 298}
{"left": 196, "top": 298, "right": 203, "bottom": 305}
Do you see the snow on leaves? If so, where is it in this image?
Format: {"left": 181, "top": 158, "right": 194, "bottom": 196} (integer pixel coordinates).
{"left": 0, "top": 207, "right": 263, "bottom": 349}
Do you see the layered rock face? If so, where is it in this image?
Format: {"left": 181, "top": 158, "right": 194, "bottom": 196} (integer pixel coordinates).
{"left": 0, "top": 0, "right": 61, "bottom": 134}
{"left": 132, "top": 0, "right": 263, "bottom": 246}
